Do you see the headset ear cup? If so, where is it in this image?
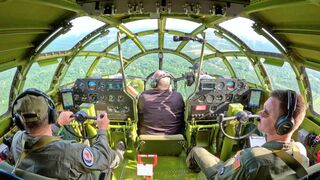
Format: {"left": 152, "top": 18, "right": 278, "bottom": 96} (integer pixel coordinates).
{"left": 48, "top": 106, "right": 56, "bottom": 124}
{"left": 150, "top": 79, "right": 157, "bottom": 88}
{"left": 13, "top": 114, "right": 26, "bottom": 130}
{"left": 275, "top": 115, "right": 293, "bottom": 135}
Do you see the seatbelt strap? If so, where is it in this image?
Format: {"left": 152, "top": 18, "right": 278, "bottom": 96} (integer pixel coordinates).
{"left": 292, "top": 143, "right": 303, "bottom": 165}
{"left": 12, "top": 136, "right": 61, "bottom": 174}
{"left": 272, "top": 150, "right": 308, "bottom": 178}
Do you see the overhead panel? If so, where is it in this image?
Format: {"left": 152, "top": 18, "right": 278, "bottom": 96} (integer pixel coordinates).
{"left": 245, "top": 0, "right": 320, "bottom": 63}
{"left": 0, "top": 0, "right": 80, "bottom": 66}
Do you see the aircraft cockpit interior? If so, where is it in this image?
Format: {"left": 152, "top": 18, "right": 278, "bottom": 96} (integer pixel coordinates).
{"left": 0, "top": 0, "right": 320, "bottom": 179}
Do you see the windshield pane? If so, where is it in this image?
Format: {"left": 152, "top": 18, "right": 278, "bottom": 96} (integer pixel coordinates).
{"left": 0, "top": 68, "right": 16, "bottom": 114}
{"left": 125, "top": 53, "right": 192, "bottom": 98}
{"left": 164, "top": 33, "right": 180, "bottom": 50}
{"left": 306, "top": 68, "right": 320, "bottom": 114}
{"left": 43, "top": 16, "right": 105, "bottom": 53}
{"left": 83, "top": 28, "right": 119, "bottom": 52}
{"left": 62, "top": 56, "right": 96, "bottom": 85}
{"left": 162, "top": 53, "right": 192, "bottom": 77}
{"left": 203, "top": 58, "right": 231, "bottom": 78}
{"left": 91, "top": 58, "right": 120, "bottom": 78}
{"left": 123, "top": 19, "right": 158, "bottom": 33}
{"left": 181, "top": 41, "right": 213, "bottom": 59}
{"left": 137, "top": 34, "right": 158, "bottom": 50}
{"left": 263, "top": 62, "right": 299, "bottom": 92}
{"left": 110, "top": 39, "right": 141, "bottom": 59}
{"left": 126, "top": 54, "right": 159, "bottom": 77}
{"left": 227, "top": 56, "right": 260, "bottom": 84}
{"left": 204, "top": 28, "right": 239, "bottom": 51}
{"left": 166, "top": 18, "right": 201, "bottom": 33}
{"left": 220, "top": 17, "right": 280, "bottom": 53}
{"left": 24, "top": 59, "right": 61, "bottom": 91}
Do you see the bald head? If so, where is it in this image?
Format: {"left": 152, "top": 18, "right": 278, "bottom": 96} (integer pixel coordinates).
{"left": 152, "top": 70, "right": 171, "bottom": 90}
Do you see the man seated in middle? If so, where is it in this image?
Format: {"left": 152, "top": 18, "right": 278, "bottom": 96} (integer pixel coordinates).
{"left": 138, "top": 70, "right": 185, "bottom": 135}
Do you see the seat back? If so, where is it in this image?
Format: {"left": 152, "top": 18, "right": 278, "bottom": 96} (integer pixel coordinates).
{"left": 138, "top": 134, "right": 185, "bottom": 156}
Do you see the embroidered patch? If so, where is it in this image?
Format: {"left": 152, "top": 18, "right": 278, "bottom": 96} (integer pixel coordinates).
{"left": 82, "top": 147, "right": 94, "bottom": 167}
{"left": 233, "top": 156, "right": 240, "bottom": 170}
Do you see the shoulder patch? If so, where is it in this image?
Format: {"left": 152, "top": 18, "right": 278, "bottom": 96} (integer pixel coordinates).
{"left": 82, "top": 147, "right": 94, "bottom": 167}
{"left": 233, "top": 155, "right": 241, "bottom": 170}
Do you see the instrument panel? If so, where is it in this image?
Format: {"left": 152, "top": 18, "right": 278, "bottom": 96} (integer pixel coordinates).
{"left": 72, "top": 78, "right": 134, "bottom": 121}
{"left": 188, "top": 78, "right": 249, "bottom": 121}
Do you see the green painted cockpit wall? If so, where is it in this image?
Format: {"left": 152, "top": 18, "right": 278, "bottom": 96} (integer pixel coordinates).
{"left": 0, "top": 0, "right": 320, "bottom": 125}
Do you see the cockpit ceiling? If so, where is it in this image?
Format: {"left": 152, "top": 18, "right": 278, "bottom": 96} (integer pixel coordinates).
{"left": 1, "top": 0, "right": 320, "bottom": 70}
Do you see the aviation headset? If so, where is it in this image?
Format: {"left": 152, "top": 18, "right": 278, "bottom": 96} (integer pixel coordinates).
{"left": 275, "top": 90, "right": 297, "bottom": 135}
{"left": 150, "top": 72, "right": 173, "bottom": 88}
{"left": 11, "top": 88, "right": 56, "bottom": 130}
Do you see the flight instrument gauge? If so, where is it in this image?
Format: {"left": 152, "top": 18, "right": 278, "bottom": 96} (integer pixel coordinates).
{"left": 108, "top": 95, "right": 115, "bottom": 102}
{"left": 205, "top": 95, "right": 214, "bottom": 103}
{"left": 88, "top": 81, "right": 97, "bottom": 90}
{"left": 226, "top": 81, "right": 235, "bottom": 91}
{"left": 217, "top": 82, "right": 225, "bottom": 90}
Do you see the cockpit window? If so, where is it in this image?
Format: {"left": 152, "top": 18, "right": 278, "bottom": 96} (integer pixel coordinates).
{"left": 181, "top": 41, "right": 213, "bottom": 59}
{"left": 219, "top": 17, "right": 280, "bottom": 53}
{"left": 166, "top": 18, "right": 201, "bottom": 33}
{"left": 125, "top": 53, "right": 191, "bottom": 78}
{"left": 110, "top": 39, "right": 141, "bottom": 59}
{"left": 125, "top": 54, "right": 158, "bottom": 77}
{"left": 227, "top": 56, "right": 261, "bottom": 85}
{"left": 42, "top": 17, "right": 105, "bottom": 53}
{"left": 90, "top": 58, "right": 120, "bottom": 78}
{"left": 164, "top": 33, "right": 181, "bottom": 50}
{"left": 204, "top": 28, "right": 239, "bottom": 52}
{"left": 263, "top": 61, "right": 299, "bottom": 92}
{"left": 83, "top": 28, "right": 119, "bottom": 52}
{"left": 24, "top": 59, "right": 61, "bottom": 91}
{"left": 61, "top": 56, "right": 96, "bottom": 85}
{"left": 123, "top": 19, "right": 158, "bottom": 33}
{"left": 203, "top": 57, "right": 232, "bottom": 78}
{"left": 162, "top": 53, "right": 192, "bottom": 77}
{"left": 137, "top": 34, "right": 158, "bottom": 50}
{"left": 0, "top": 67, "right": 16, "bottom": 114}
{"left": 306, "top": 68, "right": 320, "bottom": 114}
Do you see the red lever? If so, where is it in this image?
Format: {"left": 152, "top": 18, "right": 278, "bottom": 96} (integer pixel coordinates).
{"left": 137, "top": 154, "right": 158, "bottom": 167}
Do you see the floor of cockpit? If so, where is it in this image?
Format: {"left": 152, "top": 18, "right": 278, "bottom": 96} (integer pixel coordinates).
{"left": 113, "top": 152, "right": 207, "bottom": 180}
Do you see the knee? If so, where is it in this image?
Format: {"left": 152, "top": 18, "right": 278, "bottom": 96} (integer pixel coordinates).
{"left": 190, "top": 147, "right": 206, "bottom": 155}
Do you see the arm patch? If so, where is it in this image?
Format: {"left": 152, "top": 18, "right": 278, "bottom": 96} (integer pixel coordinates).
{"left": 82, "top": 147, "right": 94, "bottom": 167}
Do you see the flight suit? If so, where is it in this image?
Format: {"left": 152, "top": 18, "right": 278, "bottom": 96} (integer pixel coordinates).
{"left": 187, "top": 141, "right": 309, "bottom": 180}
{"left": 10, "top": 129, "right": 122, "bottom": 180}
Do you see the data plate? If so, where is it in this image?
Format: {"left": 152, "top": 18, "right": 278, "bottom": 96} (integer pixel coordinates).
{"left": 137, "top": 164, "right": 153, "bottom": 176}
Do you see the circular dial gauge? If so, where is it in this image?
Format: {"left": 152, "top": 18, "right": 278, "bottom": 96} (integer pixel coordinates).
{"left": 217, "top": 82, "right": 225, "bottom": 90}
{"left": 79, "top": 82, "right": 85, "bottom": 91}
{"left": 205, "top": 95, "right": 214, "bottom": 103}
{"left": 198, "top": 95, "right": 205, "bottom": 102}
{"left": 216, "top": 95, "right": 223, "bottom": 101}
{"left": 226, "top": 81, "right": 235, "bottom": 91}
{"left": 88, "top": 81, "right": 97, "bottom": 90}
{"left": 108, "top": 95, "right": 115, "bottom": 102}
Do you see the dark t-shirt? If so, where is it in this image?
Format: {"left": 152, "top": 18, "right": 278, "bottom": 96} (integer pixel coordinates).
{"left": 138, "top": 89, "right": 185, "bottom": 135}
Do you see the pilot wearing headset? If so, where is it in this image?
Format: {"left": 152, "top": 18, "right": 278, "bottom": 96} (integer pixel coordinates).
{"left": 186, "top": 90, "right": 309, "bottom": 179}
{"left": 138, "top": 70, "right": 185, "bottom": 135}
{"left": 9, "top": 88, "right": 124, "bottom": 179}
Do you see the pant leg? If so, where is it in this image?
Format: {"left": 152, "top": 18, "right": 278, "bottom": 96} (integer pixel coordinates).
{"left": 186, "top": 147, "right": 224, "bottom": 179}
